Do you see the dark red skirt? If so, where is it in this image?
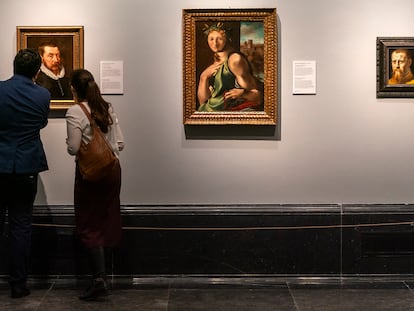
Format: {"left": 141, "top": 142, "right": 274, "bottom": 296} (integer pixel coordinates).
{"left": 74, "top": 159, "right": 122, "bottom": 249}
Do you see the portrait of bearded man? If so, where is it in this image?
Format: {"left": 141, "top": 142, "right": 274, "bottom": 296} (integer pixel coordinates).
{"left": 388, "top": 49, "right": 414, "bottom": 85}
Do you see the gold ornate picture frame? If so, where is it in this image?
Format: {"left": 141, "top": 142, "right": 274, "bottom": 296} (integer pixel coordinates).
{"left": 183, "top": 9, "right": 277, "bottom": 125}
{"left": 17, "top": 26, "right": 84, "bottom": 109}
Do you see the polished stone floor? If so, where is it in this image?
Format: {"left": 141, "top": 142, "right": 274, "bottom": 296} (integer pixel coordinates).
{"left": 1, "top": 276, "right": 414, "bottom": 310}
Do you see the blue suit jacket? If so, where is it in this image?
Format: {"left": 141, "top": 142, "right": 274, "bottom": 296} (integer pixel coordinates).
{"left": 0, "top": 74, "right": 50, "bottom": 174}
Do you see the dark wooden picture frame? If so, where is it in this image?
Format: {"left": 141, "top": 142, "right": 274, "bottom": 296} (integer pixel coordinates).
{"left": 377, "top": 37, "right": 414, "bottom": 98}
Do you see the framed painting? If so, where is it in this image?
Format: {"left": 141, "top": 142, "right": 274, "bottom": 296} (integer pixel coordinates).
{"left": 17, "top": 26, "right": 84, "bottom": 109}
{"left": 183, "top": 9, "right": 277, "bottom": 125}
{"left": 377, "top": 37, "right": 414, "bottom": 98}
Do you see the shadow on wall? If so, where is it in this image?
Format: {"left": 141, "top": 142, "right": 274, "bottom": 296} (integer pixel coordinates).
{"left": 184, "top": 125, "right": 280, "bottom": 140}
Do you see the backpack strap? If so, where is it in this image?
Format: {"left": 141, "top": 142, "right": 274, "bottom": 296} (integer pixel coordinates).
{"left": 78, "top": 102, "right": 96, "bottom": 127}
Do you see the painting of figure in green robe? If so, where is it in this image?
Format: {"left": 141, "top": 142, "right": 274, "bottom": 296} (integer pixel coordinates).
{"left": 196, "top": 21, "right": 265, "bottom": 112}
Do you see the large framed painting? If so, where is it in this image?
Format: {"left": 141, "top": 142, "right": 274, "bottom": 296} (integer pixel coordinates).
{"left": 377, "top": 37, "right": 414, "bottom": 98}
{"left": 17, "top": 26, "right": 84, "bottom": 109}
{"left": 183, "top": 9, "right": 277, "bottom": 125}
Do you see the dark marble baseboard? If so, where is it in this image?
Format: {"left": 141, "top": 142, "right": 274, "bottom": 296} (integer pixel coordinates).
{"left": 1, "top": 204, "right": 414, "bottom": 277}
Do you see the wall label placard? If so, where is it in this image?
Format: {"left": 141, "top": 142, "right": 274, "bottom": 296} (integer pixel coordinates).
{"left": 292, "top": 60, "right": 316, "bottom": 95}
{"left": 100, "top": 60, "right": 124, "bottom": 95}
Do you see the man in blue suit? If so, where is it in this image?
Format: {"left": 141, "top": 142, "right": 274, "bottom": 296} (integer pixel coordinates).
{"left": 0, "top": 49, "right": 50, "bottom": 298}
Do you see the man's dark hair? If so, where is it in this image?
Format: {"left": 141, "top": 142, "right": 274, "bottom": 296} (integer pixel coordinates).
{"left": 38, "top": 42, "right": 60, "bottom": 57}
{"left": 13, "top": 48, "right": 42, "bottom": 79}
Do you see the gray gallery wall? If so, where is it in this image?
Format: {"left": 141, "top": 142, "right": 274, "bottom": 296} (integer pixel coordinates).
{"left": 1, "top": 0, "right": 414, "bottom": 205}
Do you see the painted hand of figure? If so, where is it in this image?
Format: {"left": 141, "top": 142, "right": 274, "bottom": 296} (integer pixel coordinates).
{"left": 201, "top": 61, "right": 223, "bottom": 80}
{"left": 224, "top": 88, "right": 245, "bottom": 101}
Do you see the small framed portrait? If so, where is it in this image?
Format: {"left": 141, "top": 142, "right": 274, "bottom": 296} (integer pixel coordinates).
{"left": 183, "top": 9, "right": 277, "bottom": 125}
{"left": 377, "top": 37, "right": 414, "bottom": 98}
{"left": 17, "top": 26, "right": 84, "bottom": 109}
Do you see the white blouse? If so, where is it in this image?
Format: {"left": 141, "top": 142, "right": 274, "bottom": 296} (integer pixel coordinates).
{"left": 65, "top": 102, "right": 125, "bottom": 157}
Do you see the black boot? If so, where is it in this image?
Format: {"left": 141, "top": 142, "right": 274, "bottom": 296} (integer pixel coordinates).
{"left": 10, "top": 284, "right": 30, "bottom": 299}
{"left": 79, "top": 277, "right": 108, "bottom": 301}
{"left": 79, "top": 247, "right": 109, "bottom": 301}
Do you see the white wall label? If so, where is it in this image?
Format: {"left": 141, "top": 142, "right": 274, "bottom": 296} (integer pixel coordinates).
{"left": 292, "top": 60, "right": 316, "bottom": 95}
{"left": 100, "top": 60, "right": 124, "bottom": 95}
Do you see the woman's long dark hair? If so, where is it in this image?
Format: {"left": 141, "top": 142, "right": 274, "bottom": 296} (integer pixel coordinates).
{"left": 70, "top": 69, "right": 113, "bottom": 133}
